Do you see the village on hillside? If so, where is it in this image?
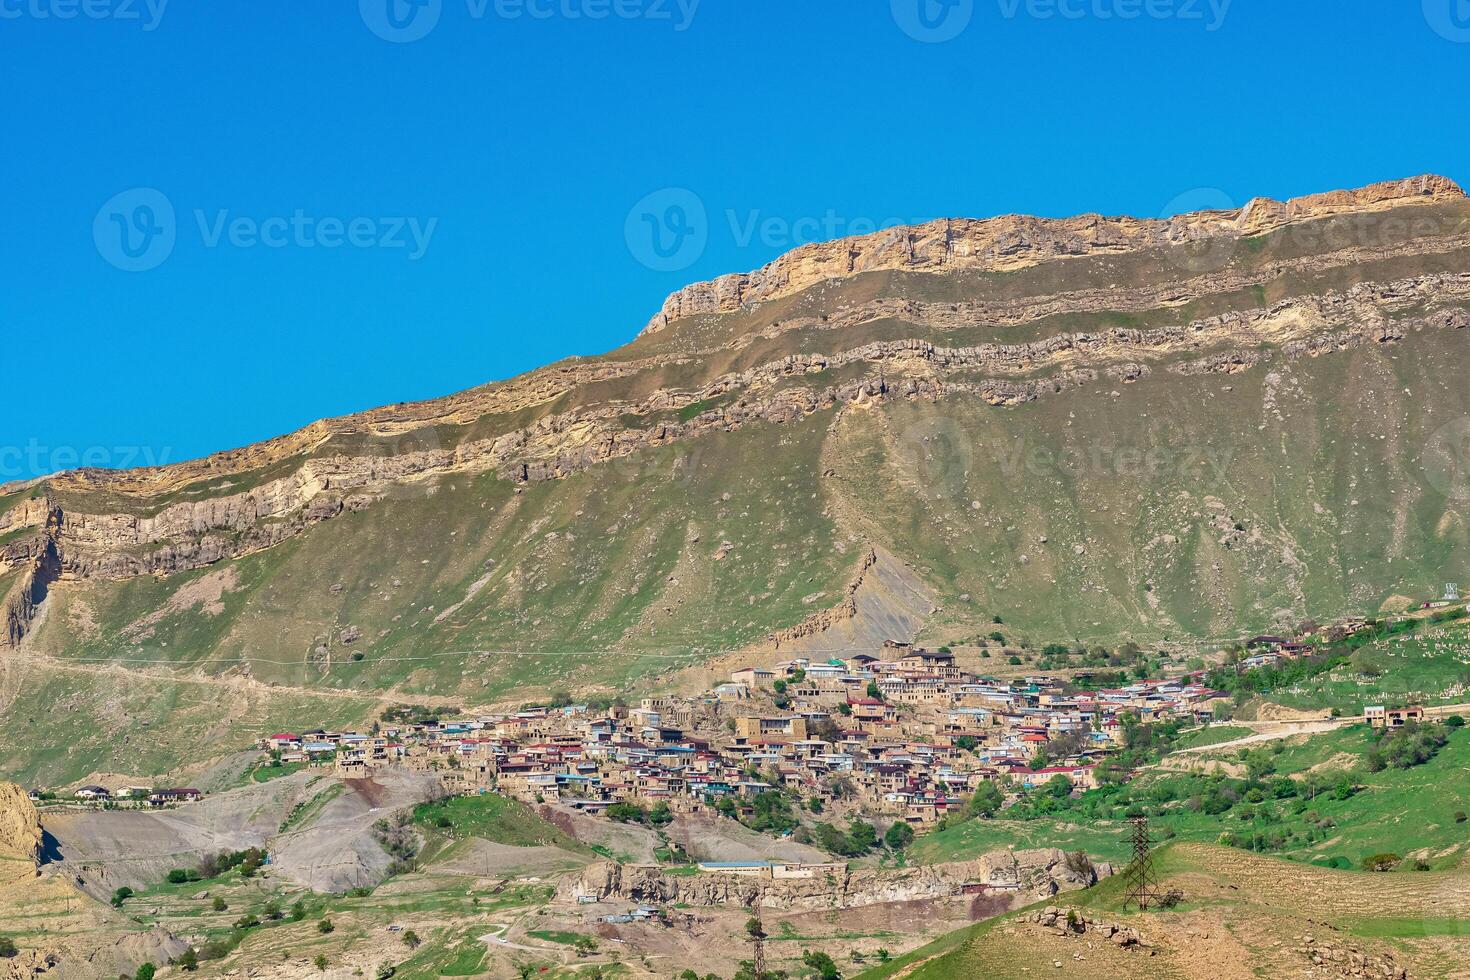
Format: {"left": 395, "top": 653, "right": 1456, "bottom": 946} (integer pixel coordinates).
{"left": 36, "top": 591, "right": 1469, "bottom": 872}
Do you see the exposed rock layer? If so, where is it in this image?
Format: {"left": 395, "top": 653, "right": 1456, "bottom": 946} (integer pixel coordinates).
{"left": 566, "top": 847, "right": 1106, "bottom": 910}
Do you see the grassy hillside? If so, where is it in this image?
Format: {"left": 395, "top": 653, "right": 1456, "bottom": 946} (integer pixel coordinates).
{"left": 30, "top": 417, "right": 852, "bottom": 702}
{"left": 864, "top": 843, "right": 1470, "bottom": 980}
{"left": 0, "top": 659, "right": 377, "bottom": 786}
{"left": 914, "top": 720, "right": 1470, "bottom": 871}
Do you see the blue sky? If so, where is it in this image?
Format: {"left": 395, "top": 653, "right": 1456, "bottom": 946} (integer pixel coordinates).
{"left": 3, "top": 0, "right": 1468, "bottom": 479}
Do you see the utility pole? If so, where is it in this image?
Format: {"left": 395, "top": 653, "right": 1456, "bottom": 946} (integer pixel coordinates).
{"left": 1120, "top": 815, "right": 1160, "bottom": 911}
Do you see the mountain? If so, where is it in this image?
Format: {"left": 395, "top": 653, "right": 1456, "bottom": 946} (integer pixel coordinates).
{"left": 3, "top": 175, "right": 1470, "bottom": 779}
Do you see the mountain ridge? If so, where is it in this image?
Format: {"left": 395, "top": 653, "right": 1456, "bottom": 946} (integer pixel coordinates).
{"left": 2, "top": 174, "right": 1468, "bottom": 723}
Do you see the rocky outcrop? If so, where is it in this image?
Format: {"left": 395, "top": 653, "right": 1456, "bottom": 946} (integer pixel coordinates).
{"left": 0, "top": 782, "right": 42, "bottom": 884}
{"left": 565, "top": 847, "right": 1106, "bottom": 911}
{"left": 2, "top": 521, "right": 60, "bottom": 649}
{"left": 640, "top": 175, "right": 1464, "bottom": 335}
{"left": 1028, "top": 906, "right": 1152, "bottom": 950}
{"left": 1292, "top": 935, "right": 1407, "bottom": 979}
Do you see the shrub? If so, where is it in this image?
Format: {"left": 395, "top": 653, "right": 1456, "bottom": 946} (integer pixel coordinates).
{"left": 317, "top": 919, "right": 334, "bottom": 935}
{"left": 166, "top": 869, "right": 190, "bottom": 885}
{"left": 211, "top": 896, "right": 227, "bottom": 912}
{"left": 0, "top": 937, "right": 16, "bottom": 958}
{"left": 1361, "top": 852, "right": 1401, "bottom": 872}
{"left": 135, "top": 965, "right": 156, "bottom": 980}
{"left": 1455, "top": 811, "right": 1467, "bottom": 824}
{"left": 313, "top": 954, "right": 328, "bottom": 972}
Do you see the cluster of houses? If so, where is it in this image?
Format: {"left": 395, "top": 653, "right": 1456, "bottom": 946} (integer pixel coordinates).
{"left": 256, "top": 641, "right": 1230, "bottom": 829}
{"left": 47, "top": 786, "right": 202, "bottom": 807}
{"left": 1238, "top": 633, "right": 1321, "bottom": 670}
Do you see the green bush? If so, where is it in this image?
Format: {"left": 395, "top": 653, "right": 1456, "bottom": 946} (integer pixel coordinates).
{"left": 1361, "top": 852, "right": 1401, "bottom": 872}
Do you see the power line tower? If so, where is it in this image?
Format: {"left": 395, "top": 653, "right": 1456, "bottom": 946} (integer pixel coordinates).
{"left": 1120, "top": 815, "right": 1161, "bottom": 911}
{"left": 745, "top": 906, "right": 768, "bottom": 980}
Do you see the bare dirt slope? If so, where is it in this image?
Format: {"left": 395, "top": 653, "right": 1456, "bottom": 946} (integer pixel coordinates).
{"left": 40, "top": 768, "right": 442, "bottom": 897}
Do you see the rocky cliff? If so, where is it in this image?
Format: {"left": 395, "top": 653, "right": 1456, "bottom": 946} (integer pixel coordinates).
{"left": 639, "top": 175, "right": 1464, "bottom": 334}
{"left": 0, "top": 781, "right": 42, "bottom": 884}
{"left": 565, "top": 848, "right": 1106, "bottom": 910}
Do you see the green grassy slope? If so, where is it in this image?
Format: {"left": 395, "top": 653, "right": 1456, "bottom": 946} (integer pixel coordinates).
{"left": 913, "top": 722, "right": 1470, "bottom": 871}
{"left": 0, "top": 660, "right": 376, "bottom": 786}
{"left": 827, "top": 327, "right": 1470, "bottom": 645}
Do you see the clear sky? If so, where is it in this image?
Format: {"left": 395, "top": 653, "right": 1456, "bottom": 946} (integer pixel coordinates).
{"left": 3, "top": 0, "right": 1468, "bottom": 480}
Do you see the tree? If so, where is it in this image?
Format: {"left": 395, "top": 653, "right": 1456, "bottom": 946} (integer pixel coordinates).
{"left": 572, "top": 936, "right": 598, "bottom": 958}
{"left": 314, "top": 954, "right": 329, "bottom": 972}
{"left": 179, "top": 948, "right": 199, "bottom": 972}
{"left": 211, "top": 896, "right": 227, "bottom": 912}
{"left": 402, "top": 930, "right": 421, "bottom": 949}
{"left": 969, "top": 782, "right": 1004, "bottom": 818}
{"left": 166, "top": 869, "right": 190, "bottom": 884}
{"left": 135, "top": 965, "right": 156, "bottom": 980}
{"left": 111, "top": 886, "right": 134, "bottom": 908}
{"left": 866, "top": 681, "right": 882, "bottom": 700}
{"left": 0, "top": 937, "right": 16, "bottom": 958}
{"left": 1043, "top": 775, "right": 1074, "bottom": 799}
{"left": 802, "top": 949, "right": 841, "bottom": 980}
{"left": 317, "top": 918, "right": 335, "bottom": 934}
{"left": 883, "top": 822, "right": 914, "bottom": 851}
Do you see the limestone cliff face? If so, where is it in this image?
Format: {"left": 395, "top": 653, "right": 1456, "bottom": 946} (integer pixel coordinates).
{"left": 1, "top": 175, "right": 1467, "bottom": 651}
{"left": 565, "top": 848, "right": 1106, "bottom": 910}
{"left": 639, "top": 174, "right": 1464, "bottom": 335}
{"left": 0, "top": 782, "right": 42, "bottom": 883}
